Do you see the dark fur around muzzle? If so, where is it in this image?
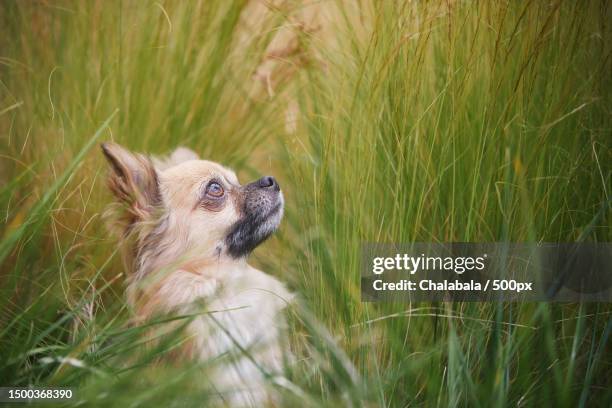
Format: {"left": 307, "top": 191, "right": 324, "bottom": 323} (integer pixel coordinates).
{"left": 225, "top": 176, "right": 284, "bottom": 258}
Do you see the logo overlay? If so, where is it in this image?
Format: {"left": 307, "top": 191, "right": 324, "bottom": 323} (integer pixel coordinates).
{"left": 361, "top": 243, "right": 612, "bottom": 302}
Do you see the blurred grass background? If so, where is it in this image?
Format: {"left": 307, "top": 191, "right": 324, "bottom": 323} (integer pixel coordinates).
{"left": 0, "top": 0, "right": 611, "bottom": 406}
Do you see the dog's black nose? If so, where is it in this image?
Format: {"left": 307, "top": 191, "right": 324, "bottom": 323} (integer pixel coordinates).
{"left": 258, "top": 176, "right": 279, "bottom": 190}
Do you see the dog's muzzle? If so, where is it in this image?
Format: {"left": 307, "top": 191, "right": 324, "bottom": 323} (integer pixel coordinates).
{"left": 225, "top": 176, "right": 284, "bottom": 258}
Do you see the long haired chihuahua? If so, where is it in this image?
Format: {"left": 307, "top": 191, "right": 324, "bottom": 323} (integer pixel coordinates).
{"left": 101, "top": 142, "right": 292, "bottom": 406}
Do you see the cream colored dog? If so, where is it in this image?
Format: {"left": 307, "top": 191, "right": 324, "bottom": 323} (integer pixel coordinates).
{"left": 101, "top": 142, "right": 292, "bottom": 406}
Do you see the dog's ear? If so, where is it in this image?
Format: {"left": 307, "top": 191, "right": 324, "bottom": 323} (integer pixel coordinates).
{"left": 153, "top": 146, "right": 199, "bottom": 171}
{"left": 101, "top": 142, "right": 161, "bottom": 222}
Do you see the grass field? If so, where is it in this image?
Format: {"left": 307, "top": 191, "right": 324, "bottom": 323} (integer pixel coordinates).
{"left": 1, "top": 1, "right": 611, "bottom": 406}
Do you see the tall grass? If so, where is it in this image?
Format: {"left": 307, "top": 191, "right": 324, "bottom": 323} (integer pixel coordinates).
{"left": 1, "top": 1, "right": 610, "bottom": 407}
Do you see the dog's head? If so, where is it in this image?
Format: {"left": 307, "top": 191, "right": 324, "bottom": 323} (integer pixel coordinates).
{"left": 101, "top": 142, "right": 283, "bottom": 265}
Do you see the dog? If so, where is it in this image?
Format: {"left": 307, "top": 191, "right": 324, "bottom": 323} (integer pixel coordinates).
{"left": 101, "top": 142, "right": 293, "bottom": 406}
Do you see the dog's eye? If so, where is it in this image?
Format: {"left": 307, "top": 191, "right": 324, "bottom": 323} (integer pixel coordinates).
{"left": 206, "top": 181, "right": 224, "bottom": 198}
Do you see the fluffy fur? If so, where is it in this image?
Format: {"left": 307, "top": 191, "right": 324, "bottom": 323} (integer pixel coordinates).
{"left": 101, "top": 142, "right": 292, "bottom": 406}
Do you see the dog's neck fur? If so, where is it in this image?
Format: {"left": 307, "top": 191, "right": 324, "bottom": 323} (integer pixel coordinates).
{"left": 126, "top": 210, "right": 245, "bottom": 283}
{"left": 121, "top": 213, "right": 246, "bottom": 323}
